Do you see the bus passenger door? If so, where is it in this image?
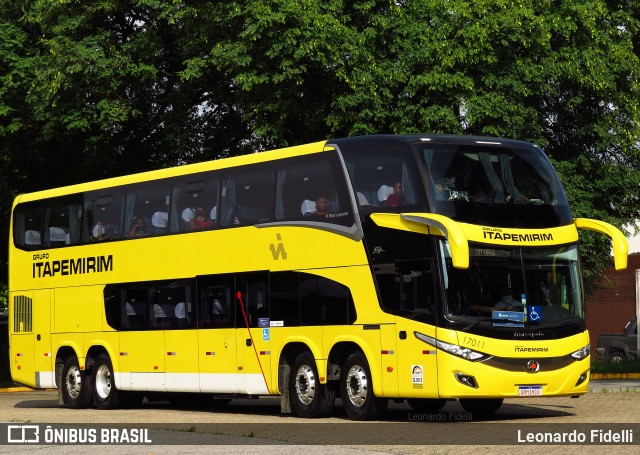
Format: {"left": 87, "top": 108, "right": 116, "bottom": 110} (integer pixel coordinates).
{"left": 235, "top": 272, "right": 271, "bottom": 395}
{"left": 197, "top": 275, "right": 239, "bottom": 393}
{"left": 392, "top": 260, "right": 440, "bottom": 399}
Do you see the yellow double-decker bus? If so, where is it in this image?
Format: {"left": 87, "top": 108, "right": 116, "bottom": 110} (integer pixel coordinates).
{"left": 8, "top": 135, "right": 628, "bottom": 419}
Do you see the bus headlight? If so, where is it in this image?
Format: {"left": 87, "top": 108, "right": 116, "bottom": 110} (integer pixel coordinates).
{"left": 414, "top": 331, "right": 491, "bottom": 361}
{"left": 570, "top": 344, "right": 590, "bottom": 360}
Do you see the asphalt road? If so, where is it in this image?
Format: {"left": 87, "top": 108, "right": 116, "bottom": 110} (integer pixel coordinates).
{"left": 0, "top": 382, "right": 639, "bottom": 454}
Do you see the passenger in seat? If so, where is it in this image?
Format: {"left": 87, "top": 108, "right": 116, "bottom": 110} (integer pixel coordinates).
{"left": 128, "top": 217, "right": 148, "bottom": 237}
{"left": 188, "top": 206, "right": 214, "bottom": 230}
{"left": 386, "top": 182, "right": 403, "bottom": 207}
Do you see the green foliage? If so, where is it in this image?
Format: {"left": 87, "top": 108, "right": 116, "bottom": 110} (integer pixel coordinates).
{"left": 591, "top": 359, "right": 640, "bottom": 374}
{"left": 0, "top": 0, "right": 639, "bottom": 288}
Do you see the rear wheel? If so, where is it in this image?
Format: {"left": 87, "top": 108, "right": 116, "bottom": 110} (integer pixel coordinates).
{"left": 459, "top": 398, "right": 503, "bottom": 415}
{"left": 407, "top": 398, "right": 447, "bottom": 413}
{"left": 91, "top": 353, "right": 124, "bottom": 409}
{"left": 61, "top": 357, "right": 92, "bottom": 408}
{"left": 340, "top": 352, "right": 387, "bottom": 421}
{"left": 289, "top": 352, "right": 335, "bottom": 418}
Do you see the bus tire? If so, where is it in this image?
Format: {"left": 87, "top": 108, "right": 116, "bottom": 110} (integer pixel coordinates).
{"left": 340, "top": 352, "right": 388, "bottom": 421}
{"left": 459, "top": 398, "right": 503, "bottom": 415}
{"left": 61, "top": 356, "right": 92, "bottom": 409}
{"left": 289, "top": 351, "right": 335, "bottom": 418}
{"left": 606, "top": 350, "right": 626, "bottom": 363}
{"left": 91, "top": 353, "right": 123, "bottom": 410}
{"left": 407, "top": 398, "right": 447, "bottom": 413}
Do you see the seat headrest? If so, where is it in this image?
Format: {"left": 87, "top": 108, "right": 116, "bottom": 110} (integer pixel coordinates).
{"left": 300, "top": 199, "right": 316, "bottom": 215}
{"left": 378, "top": 185, "right": 394, "bottom": 202}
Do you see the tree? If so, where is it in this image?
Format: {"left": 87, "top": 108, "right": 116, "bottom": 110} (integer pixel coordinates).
{"left": 194, "top": 0, "right": 640, "bottom": 275}
{"left": 1, "top": 0, "right": 639, "bottom": 286}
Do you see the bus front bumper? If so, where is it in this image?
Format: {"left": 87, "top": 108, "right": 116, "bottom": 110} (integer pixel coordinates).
{"left": 437, "top": 353, "right": 590, "bottom": 398}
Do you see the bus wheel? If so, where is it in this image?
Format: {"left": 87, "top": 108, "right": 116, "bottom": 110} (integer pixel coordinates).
{"left": 91, "top": 353, "right": 123, "bottom": 410}
{"left": 458, "top": 398, "right": 503, "bottom": 415}
{"left": 407, "top": 398, "right": 447, "bottom": 413}
{"left": 340, "top": 352, "right": 388, "bottom": 421}
{"left": 607, "top": 350, "right": 625, "bottom": 363}
{"left": 289, "top": 352, "right": 335, "bottom": 418}
{"left": 61, "top": 357, "right": 92, "bottom": 408}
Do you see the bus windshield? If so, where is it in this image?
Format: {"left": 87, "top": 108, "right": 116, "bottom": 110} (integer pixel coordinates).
{"left": 421, "top": 143, "right": 572, "bottom": 228}
{"left": 442, "top": 241, "right": 583, "bottom": 329}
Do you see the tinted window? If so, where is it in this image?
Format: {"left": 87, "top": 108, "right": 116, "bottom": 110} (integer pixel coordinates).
{"left": 122, "top": 288, "right": 148, "bottom": 330}
{"left": 269, "top": 272, "right": 300, "bottom": 327}
{"left": 84, "top": 192, "right": 124, "bottom": 242}
{"left": 342, "top": 145, "right": 423, "bottom": 213}
{"left": 13, "top": 201, "right": 45, "bottom": 250}
{"left": 239, "top": 272, "right": 269, "bottom": 328}
{"left": 421, "top": 143, "right": 573, "bottom": 228}
{"left": 124, "top": 183, "right": 170, "bottom": 237}
{"left": 173, "top": 174, "right": 219, "bottom": 232}
{"left": 300, "top": 273, "right": 356, "bottom": 325}
{"left": 199, "top": 275, "right": 235, "bottom": 329}
{"left": 220, "top": 165, "right": 274, "bottom": 226}
{"left": 150, "top": 281, "right": 194, "bottom": 329}
{"left": 276, "top": 153, "right": 355, "bottom": 226}
{"left": 104, "top": 279, "right": 195, "bottom": 331}
{"left": 45, "top": 195, "right": 83, "bottom": 247}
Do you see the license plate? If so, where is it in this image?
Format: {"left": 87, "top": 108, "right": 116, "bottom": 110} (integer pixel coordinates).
{"left": 518, "top": 385, "right": 543, "bottom": 396}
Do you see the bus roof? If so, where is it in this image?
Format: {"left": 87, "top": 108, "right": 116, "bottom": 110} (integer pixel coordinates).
{"left": 329, "top": 134, "right": 540, "bottom": 150}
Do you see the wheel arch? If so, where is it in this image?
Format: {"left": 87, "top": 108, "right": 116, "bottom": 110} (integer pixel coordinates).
{"left": 54, "top": 345, "right": 81, "bottom": 387}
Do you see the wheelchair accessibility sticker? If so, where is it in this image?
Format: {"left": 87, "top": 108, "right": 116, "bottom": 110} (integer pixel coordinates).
{"left": 528, "top": 306, "right": 541, "bottom": 322}
{"left": 262, "top": 328, "right": 270, "bottom": 341}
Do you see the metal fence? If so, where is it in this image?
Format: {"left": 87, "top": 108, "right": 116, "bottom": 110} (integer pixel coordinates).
{"left": 585, "top": 255, "right": 639, "bottom": 365}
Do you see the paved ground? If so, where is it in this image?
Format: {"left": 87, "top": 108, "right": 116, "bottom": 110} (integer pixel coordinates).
{"left": 588, "top": 379, "right": 640, "bottom": 393}
{"left": 0, "top": 381, "right": 639, "bottom": 454}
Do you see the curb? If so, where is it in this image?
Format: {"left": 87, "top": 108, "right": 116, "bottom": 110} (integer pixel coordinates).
{"left": 0, "top": 386, "right": 35, "bottom": 393}
{"left": 591, "top": 373, "right": 640, "bottom": 380}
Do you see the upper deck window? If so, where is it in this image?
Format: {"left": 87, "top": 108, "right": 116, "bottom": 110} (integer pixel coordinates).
{"left": 13, "top": 202, "right": 45, "bottom": 250}
{"left": 124, "top": 183, "right": 171, "bottom": 237}
{"left": 275, "top": 153, "right": 354, "bottom": 227}
{"left": 421, "top": 143, "right": 572, "bottom": 228}
{"left": 341, "top": 146, "right": 424, "bottom": 214}
{"left": 84, "top": 192, "right": 124, "bottom": 242}
{"left": 220, "top": 164, "right": 275, "bottom": 226}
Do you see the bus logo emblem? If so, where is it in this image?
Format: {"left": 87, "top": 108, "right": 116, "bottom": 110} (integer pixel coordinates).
{"left": 526, "top": 360, "right": 540, "bottom": 373}
{"left": 269, "top": 234, "right": 288, "bottom": 260}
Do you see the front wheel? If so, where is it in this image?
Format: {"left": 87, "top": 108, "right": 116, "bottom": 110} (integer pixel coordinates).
{"left": 61, "top": 357, "right": 92, "bottom": 408}
{"left": 289, "top": 352, "right": 335, "bottom": 418}
{"left": 340, "top": 352, "right": 387, "bottom": 421}
{"left": 459, "top": 398, "right": 503, "bottom": 415}
{"left": 91, "top": 353, "right": 124, "bottom": 409}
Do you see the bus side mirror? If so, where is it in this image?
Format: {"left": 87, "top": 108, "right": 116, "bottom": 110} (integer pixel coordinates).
{"left": 574, "top": 218, "right": 628, "bottom": 270}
